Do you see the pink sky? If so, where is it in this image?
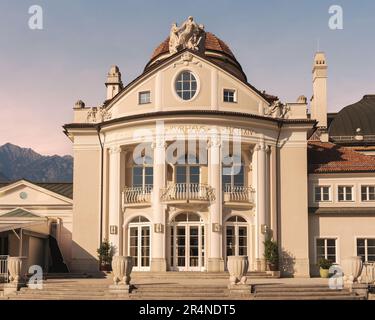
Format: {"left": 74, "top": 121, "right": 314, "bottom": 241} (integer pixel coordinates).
{"left": 1, "top": 1, "right": 374, "bottom": 156}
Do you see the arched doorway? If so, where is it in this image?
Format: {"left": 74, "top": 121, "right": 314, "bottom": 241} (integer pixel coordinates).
{"left": 224, "top": 215, "right": 249, "bottom": 269}
{"left": 128, "top": 216, "right": 151, "bottom": 271}
{"left": 169, "top": 212, "right": 205, "bottom": 271}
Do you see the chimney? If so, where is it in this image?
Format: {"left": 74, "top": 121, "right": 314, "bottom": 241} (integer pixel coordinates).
{"left": 105, "top": 65, "right": 123, "bottom": 100}
{"left": 311, "top": 52, "right": 327, "bottom": 128}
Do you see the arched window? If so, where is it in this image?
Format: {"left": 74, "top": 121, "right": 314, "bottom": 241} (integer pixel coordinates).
{"left": 171, "top": 212, "right": 202, "bottom": 223}
{"left": 129, "top": 216, "right": 150, "bottom": 223}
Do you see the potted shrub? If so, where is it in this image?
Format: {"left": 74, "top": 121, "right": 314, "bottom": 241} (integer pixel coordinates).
{"left": 97, "top": 239, "right": 113, "bottom": 272}
{"left": 264, "top": 239, "right": 279, "bottom": 271}
{"left": 318, "top": 258, "right": 332, "bottom": 278}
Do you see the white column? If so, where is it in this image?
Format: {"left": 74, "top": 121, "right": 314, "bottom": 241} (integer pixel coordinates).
{"left": 108, "top": 146, "right": 123, "bottom": 255}
{"left": 151, "top": 139, "right": 167, "bottom": 271}
{"left": 256, "top": 141, "right": 268, "bottom": 271}
{"left": 208, "top": 134, "right": 224, "bottom": 272}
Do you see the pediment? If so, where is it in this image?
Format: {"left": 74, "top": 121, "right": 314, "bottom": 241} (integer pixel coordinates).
{"left": 0, "top": 180, "right": 72, "bottom": 207}
{"left": 107, "top": 50, "right": 270, "bottom": 119}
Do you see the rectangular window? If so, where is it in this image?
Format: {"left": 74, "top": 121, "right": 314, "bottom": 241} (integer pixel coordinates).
{"left": 361, "top": 185, "right": 375, "bottom": 202}
{"left": 223, "top": 89, "right": 236, "bottom": 103}
{"left": 338, "top": 186, "right": 353, "bottom": 201}
{"left": 222, "top": 165, "right": 244, "bottom": 190}
{"left": 314, "top": 186, "right": 330, "bottom": 202}
{"left": 316, "top": 238, "right": 337, "bottom": 263}
{"left": 138, "top": 91, "right": 151, "bottom": 104}
{"left": 132, "top": 166, "right": 153, "bottom": 189}
{"left": 357, "top": 238, "right": 375, "bottom": 262}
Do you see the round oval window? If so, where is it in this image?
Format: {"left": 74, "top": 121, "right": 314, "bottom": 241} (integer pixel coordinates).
{"left": 175, "top": 71, "right": 197, "bottom": 100}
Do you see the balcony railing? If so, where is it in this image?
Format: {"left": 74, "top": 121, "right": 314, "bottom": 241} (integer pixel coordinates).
{"left": 122, "top": 185, "right": 153, "bottom": 206}
{"left": 161, "top": 183, "right": 215, "bottom": 203}
{"left": 224, "top": 184, "right": 255, "bottom": 204}
{"left": 0, "top": 255, "right": 8, "bottom": 283}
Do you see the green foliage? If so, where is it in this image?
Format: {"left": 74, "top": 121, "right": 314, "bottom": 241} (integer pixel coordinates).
{"left": 264, "top": 238, "right": 279, "bottom": 265}
{"left": 97, "top": 239, "right": 113, "bottom": 265}
{"left": 318, "top": 258, "right": 333, "bottom": 270}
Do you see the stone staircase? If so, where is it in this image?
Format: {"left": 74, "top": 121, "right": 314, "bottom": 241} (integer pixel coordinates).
{"left": 0, "top": 273, "right": 368, "bottom": 300}
{"left": 252, "top": 284, "right": 365, "bottom": 300}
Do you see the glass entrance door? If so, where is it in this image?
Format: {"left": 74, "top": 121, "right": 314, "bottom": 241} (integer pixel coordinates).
{"left": 170, "top": 216, "right": 205, "bottom": 271}
{"left": 128, "top": 224, "right": 151, "bottom": 271}
{"left": 225, "top": 216, "right": 248, "bottom": 270}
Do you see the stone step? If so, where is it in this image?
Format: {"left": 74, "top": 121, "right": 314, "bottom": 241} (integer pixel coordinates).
{"left": 254, "top": 287, "right": 349, "bottom": 293}
{"left": 254, "top": 295, "right": 364, "bottom": 300}
{"left": 131, "top": 272, "right": 273, "bottom": 279}
{"left": 255, "top": 291, "right": 353, "bottom": 297}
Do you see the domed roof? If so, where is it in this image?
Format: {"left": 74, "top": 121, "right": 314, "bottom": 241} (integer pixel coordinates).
{"left": 145, "top": 32, "right": 247, "bottom": 82}
{"left": 329, "top": 95, "right": 375, "bottom": 139}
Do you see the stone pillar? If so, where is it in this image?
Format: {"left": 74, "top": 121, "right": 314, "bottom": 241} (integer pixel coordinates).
{"left": 207, "top": 134, "right": 224, "bottom": 272}
{"left": 108, "top": 146, "right": 123, "bottom": 255}
{"left": 151, "top": 138, "right": 167, "bottom": 271}
{"left": 269, "top": 145, "right": 277, "bottom": 239}
{"left": 256, "top": 141, "right": 268, "bottom": 271}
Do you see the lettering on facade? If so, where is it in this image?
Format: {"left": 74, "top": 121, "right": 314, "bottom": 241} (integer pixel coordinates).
{"left": 166, "top": 125, "right": 255, "bottom": 137}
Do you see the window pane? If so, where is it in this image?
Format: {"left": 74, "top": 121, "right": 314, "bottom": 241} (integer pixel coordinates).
{"left": 367, "top": 239, "right": 375, "bottom": 247}
{"left": 346, "top": 187, "right": 352, "bottom": 200}
{"left": 357, "top": 238, "right": 365, "bottom": 247}
{"left": 315, "top": 187, "right": 322, "bottom": 201}
{"left": 133, "top": 175, "right": 142, "bottom": 186}
{"left": 316, "top": 239, "right": 324, "bottom": 247}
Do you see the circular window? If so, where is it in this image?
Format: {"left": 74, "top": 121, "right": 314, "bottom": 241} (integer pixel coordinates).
{"left": 175, "top": 71, "right": 197, "bottom": 100}
{"left": 19, "top": 192, "right": 28, "bottom": 200}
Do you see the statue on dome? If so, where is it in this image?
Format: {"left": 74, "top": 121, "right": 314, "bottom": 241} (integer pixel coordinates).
{"left": 169, "top": 16, "right": 205, "bottom": 54}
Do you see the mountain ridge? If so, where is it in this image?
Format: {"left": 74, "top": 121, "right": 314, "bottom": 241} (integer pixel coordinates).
{"left": 0, "top": 143, "right": 73, "bottom": 182}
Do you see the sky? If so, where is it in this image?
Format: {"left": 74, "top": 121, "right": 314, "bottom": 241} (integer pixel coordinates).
{"left": 0, "top": 0, "right": 374, "bottom": 155}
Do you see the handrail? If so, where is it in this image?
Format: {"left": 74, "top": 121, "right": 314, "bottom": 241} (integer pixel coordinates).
{"left": 0, "top": 255, "right": 9, "bottom": 283}
{"left": 224, "top": 184, "right": 255, "bottom": 203}
{"left": 161, "top": 183, "right": 215, "bottom": 202}
{"left": 122, "top": 185, "right": 153, "bottom": 204}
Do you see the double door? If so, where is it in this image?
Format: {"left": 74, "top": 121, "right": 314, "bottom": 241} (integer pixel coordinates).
{"left": 170, "top": 224, "right": 205, "bottom": 271}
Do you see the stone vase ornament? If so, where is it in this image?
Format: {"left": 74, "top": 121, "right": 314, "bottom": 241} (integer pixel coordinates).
{"left": 341, "top": 256, "right": 363, "bottom": 285}
{"left": 8, "top": 257, "right": 27, "bottom": 285}
{"left": 111, "top": 256, "right": 133, "bottom": 286}
{"left": 227, "top": 256, "right": 249, "bottom": 285}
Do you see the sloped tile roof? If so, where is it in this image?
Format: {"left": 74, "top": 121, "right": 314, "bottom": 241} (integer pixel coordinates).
{"left": 0, "top": 181, "right": 73, "bottom": 199}
{"left": 308, "top": 141, "right": 375, "bottom": 173}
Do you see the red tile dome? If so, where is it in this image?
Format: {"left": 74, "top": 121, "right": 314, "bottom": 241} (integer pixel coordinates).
{"left": 146, "top": 32, "right": 247, "bottom": 82}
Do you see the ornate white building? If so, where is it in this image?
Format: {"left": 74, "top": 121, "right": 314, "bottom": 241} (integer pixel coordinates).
{"left": 60, "top": 17, "right": 375, "bottom": 277}
{"left": 63, "top": 17, "right": 315, "bottom": 276}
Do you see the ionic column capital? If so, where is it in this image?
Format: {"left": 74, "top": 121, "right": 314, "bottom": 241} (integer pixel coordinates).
{"left": 255, "top": 142, "right": 270, "bottom": 153}
{"left": 151, "top": 140, "right": 167, "bottom": 150}
{"left": 109, "top": 146, "right": 122, "bottom": 155}
{"left": 207, "top": 136, "right": 221, "bottom": 149}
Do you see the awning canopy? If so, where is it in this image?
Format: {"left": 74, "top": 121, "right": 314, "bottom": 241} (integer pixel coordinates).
{"left": 0, "top": 220, "right": 49, "bottom": 233}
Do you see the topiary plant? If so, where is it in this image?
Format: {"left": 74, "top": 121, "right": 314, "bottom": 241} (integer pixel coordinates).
{"left": 318, "top": 258, "right": 333, "bottom": 270}
{"left": 264, "top": 238, "right": 279, "bottom": 270}
{"left": 97, "top": 239, "right": 113, "bottom": 270}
